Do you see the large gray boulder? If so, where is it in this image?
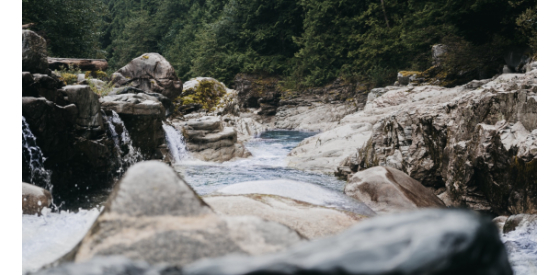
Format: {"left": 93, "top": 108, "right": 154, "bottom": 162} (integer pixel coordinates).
{"left": 183, "top": 209, "right": 512, "bottom": 275}
{"left": 61, "top": 85, "right": 105, "bottom": 139}
{"left": 22, "top": 30, "right": 48, "bottom": 74}
{"left": 345, "top": 166, "right": 446, "bottom": 214}
{"left": 34, "top": 209, "right": 513, "bottom": 275}
{"left": 59, "top": 161, "right": 304, "bottom": 266}
{"left": 22, "top": 182, "right": 52, "bottom": 215}
{"left": 111, "top": 53, "right": 182, "bottom": 100}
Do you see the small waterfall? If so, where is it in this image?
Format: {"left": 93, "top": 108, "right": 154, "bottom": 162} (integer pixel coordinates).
{"left": 104, "top": 111, "right": 142, "bottom": 173}
{"left": 162, "top": 123, "right": 191, "bottom": 163}
{"left": 22, "top": 116, "right": 52, "bottom": 192}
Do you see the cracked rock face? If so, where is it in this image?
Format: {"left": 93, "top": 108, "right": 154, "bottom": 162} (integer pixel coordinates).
{"left": 287, "top": 69, "right": 537, "bottom": 215}
{"left": 58, "top": 161, "right": 304, "bottom": 266}
{"left": 111, "top": 53, "right": 182, "bottom": 100}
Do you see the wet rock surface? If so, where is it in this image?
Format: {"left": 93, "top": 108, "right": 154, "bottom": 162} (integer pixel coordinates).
{"left": 57, "top": 161, "right": 303, "bottom": 266}
{"left": 345, "top": 166, "right": 446, "bottom": 214}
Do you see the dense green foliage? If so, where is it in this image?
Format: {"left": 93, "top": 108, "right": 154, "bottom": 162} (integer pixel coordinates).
{"left": 24, "top": 0, "right": 537, "bottom": 87}
{"left": 22, "top": 0, "right": 108, "bottom": 58}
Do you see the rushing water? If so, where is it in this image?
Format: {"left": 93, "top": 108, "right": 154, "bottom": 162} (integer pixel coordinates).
{"left": 173, "top": 130, "right": 347, "bottom": 195}
{"left": 502, "top": 219, "right": 538, "bottom": 274}
{"left": 105, "top": 110, "right": 142, "bottom": 174}
{"left": 22, "top": 129, "right": 536, "bottom": 274}
{"left": 22, "top": 116, "right": 51, "bottom": 191}
{"left": 162, "top": 123, "right": 192, "bottom": 163}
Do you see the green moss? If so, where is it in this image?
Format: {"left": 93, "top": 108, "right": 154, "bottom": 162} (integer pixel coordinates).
{"left": 176, "top": 79, "right": 227, "bottom": 112}
{"left": 60, "top": 73, "right": 77, "bottom": 85}
{"left": 399, "top": 71, "right": 422, "bottom": 77}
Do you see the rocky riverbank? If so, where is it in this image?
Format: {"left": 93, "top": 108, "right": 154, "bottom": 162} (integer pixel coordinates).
{"left": 23, "top": 28, "right": 536, "bottom": 275}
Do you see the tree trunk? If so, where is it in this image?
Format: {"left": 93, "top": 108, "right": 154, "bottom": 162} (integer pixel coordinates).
{"left": 48, "top": 58, "right": 109, "bottom": 72}
{"left": 380, "top": 0, "right": 390, "bottom": 28}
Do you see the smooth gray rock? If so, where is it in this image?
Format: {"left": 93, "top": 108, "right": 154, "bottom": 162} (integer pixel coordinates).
{"left": 183, "top": 209, "right": 512, "bottom": 275}
{"left": 204, "top": 194, "right": 366, "bottom": 239}
{"left": 213, "top": 179, "right": 375, "bottom": 217}
{"left": 22, "top": 30, "right": 48, "bottom": 73}
{"left": 34, "top": 209, "right": 512, "bottom": 275}
{"left": 112, "top": 53, "right": 182, "bottom": 100}
{"left": 59, "top": 161, "right": 304, "bottom": 266}
{"left": 345, "top": 166, "right": 446, "bottom": 214}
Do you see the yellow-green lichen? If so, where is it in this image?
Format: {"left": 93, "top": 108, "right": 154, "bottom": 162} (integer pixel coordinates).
{"left": 177, "top": 79, "right": 227, "bottom": 112}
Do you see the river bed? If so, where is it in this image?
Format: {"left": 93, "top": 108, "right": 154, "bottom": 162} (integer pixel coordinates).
{"left": 21, "top": 130, "right": 536, "bottom": 274}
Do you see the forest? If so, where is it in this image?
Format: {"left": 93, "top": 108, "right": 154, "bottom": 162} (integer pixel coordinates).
{"left": 22, "top": 0, "right": 537, "bottom": 87}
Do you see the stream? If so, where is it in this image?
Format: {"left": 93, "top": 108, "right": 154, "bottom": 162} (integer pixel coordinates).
{"left": 21, "top": 129, "right": 536, "bottom": 274}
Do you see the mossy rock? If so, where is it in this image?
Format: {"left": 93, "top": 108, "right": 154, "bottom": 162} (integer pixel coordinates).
{"left": 176, "top": 77, "right": 228, "bottom": 113}
{"left": 60, "top": 73, "right": 77, "bottom": 85}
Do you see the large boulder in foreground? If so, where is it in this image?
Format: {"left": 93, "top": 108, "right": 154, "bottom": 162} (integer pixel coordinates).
{"left": 205, "top": 180, "right": 374, "bottom": 239}
{"left": 22, "top": 182, "right": 52, "bottom": 215}
{"left": 59, "top": 161, "right": 304, "bottom": 266}
{"left": 345, "top": 166, "right": 446, "bottom": 214}
{"left": 111, "top": 53, "right": 182, "bottom": 100}
{"left": 35, "top": 209, "right": 512, "bottom": 275}
{"left": 22, "top": 30, "right": 48, "bottom": 74}
{"left": 183, "top": 209, "right": 512, "bottom": 275}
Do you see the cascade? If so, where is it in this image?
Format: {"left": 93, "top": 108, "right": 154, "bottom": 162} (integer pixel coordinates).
{"left": 22, "top": 116, "right": 52, "bottom": 192}
{"left": 162, "top": 123, "right": 191, "bottom": 163}
{"left": 104, "top": 111, "right": 142, "bottom": 173}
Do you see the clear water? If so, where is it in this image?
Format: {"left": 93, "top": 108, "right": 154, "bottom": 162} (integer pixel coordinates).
{"left": 162, "top": 123, "right": 192, "bottom": 163}
{"left": 173, "top": 130, "right": 347, "bottom": 195}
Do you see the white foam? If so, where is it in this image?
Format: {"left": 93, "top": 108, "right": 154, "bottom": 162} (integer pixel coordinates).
{"left": 22, "top": 208, "right": 101, "bottom": 273}
{"left": 501, "top": 218, "right": 537, "bottom": 275}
